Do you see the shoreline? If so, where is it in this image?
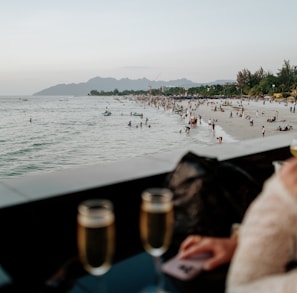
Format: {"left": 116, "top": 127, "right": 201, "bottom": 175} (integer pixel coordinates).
{"left": 136, "top": 96, "right": 297, "bottom": 143}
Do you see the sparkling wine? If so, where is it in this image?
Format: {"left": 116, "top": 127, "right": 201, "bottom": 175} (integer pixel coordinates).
{"left": 77, "top": 200, "right": 115, "bottom": 276}
{"left": 140, "top": 198, "right": 173, "bottom": 257}
{"left": 139, "top": 188, "right": 174, "bottom": 293}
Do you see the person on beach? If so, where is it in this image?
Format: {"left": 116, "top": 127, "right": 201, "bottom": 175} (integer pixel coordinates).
{"left": 217, "top": 136, "right": 223, "bottom": 144}
{"left": 212, "top": 121, "right": 215, "bottom": 132}
{"left": 262, "top": 125, "right": 265, "bottom": 137}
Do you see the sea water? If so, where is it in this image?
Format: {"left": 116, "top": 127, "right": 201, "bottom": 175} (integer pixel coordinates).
{"left": 0, "top": 95, "right": 231, "bottom": 180}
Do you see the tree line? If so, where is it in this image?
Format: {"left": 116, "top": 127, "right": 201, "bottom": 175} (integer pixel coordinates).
{"left": 89, "top": 60, "right": 297, "bottom": 99}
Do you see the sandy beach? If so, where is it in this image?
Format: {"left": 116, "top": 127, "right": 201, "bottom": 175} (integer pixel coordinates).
{"left": 172, "top": 98, "right": 297, "bottom": 142}
{"left": 138, "top": 97, "right": 297, "bottom": 143}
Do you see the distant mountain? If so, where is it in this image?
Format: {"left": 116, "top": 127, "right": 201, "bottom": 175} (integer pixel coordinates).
{"left": 33, "top": 77, "right": 235, "bottom": 96}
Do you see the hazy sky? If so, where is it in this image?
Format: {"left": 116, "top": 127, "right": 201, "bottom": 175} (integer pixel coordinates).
{"left": 1, "top": 0, "right": 297, "bottom": 95}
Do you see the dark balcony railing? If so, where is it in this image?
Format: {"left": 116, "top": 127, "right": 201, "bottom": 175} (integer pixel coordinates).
{"left": 0, "top": 133, "right": 293, "bottom": 292}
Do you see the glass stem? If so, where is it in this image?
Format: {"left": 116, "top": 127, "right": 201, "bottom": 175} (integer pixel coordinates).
{"left": 96, "top": 275, "right": 108, "bottom": 293}
{"left": 153, "top": 255, "right": 165, "bottom": 291}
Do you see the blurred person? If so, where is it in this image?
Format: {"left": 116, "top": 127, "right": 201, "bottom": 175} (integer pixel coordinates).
{"left": 226, "top": 157, "right": 297, "bottom": 292}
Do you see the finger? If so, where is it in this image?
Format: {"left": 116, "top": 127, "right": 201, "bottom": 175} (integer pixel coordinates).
{"left": 203, "top": 254, "right": 227, "bottom": 271}
{"left": 280, "top": 158, "right": 297, "bottom": 195}
{"left": 179, "top": 235, "right": 203, "bottom": 251}
{"left": 178, "top": 243, "right": 211, "bottom": 259}
{"left": 281, "top": 157, "right": 297, "bottom": 175}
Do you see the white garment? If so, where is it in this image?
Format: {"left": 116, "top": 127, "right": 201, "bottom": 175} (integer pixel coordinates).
{"left": 226, "top": 174, "right": 297, "bottom": 292}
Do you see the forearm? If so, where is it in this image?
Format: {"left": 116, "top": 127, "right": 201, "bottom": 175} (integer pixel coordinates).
{"left": 227, "top": 174, "right": 297, "bottom": 289}
{"left": 227, "top": 270, "right": 297, "bottom": 293}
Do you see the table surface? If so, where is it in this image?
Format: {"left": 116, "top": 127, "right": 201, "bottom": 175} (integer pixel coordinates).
{"left": 69, "top": 252, "right": 228, "bottom": 293}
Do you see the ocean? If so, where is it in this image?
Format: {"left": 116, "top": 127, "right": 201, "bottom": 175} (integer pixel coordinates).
{"left": 0, "top": 95, "right": 230, "bottom": 180}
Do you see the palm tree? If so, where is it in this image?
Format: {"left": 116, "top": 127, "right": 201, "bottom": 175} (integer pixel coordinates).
{"left": 277, "top": 60, "right": 297, "bottom": 92}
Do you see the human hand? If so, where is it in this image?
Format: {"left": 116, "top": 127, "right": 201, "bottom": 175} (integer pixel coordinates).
{"left": 178, "top": 235, "right": 237, "bottom": 271}
{"left": 279, "top": 157, "right": 297, "bottom": 198}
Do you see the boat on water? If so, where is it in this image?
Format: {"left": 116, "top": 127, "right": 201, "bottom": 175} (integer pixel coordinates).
{"left": 103, "top": 110, "right": 112, "bottom": 116}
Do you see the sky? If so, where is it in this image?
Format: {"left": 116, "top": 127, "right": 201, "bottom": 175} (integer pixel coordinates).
{"left": 1, "top": 0, "right": 297, "bottom": 95}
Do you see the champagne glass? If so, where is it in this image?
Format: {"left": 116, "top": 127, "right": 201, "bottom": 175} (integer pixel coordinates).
{"left": 290, "top": 137, "right": 297, "bottom": 157}
{"left": 139, "top": 188, "right": 174, "bottom": 293}
{"left": 77, "top": 199, "right": 115, "bottom": 292}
